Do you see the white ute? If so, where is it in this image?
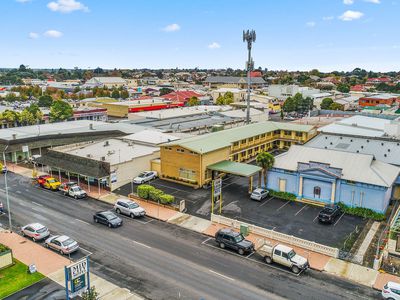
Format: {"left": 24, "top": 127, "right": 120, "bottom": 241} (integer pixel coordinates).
{"left": 257, "top": 243, "right": 309, "bottom": 274}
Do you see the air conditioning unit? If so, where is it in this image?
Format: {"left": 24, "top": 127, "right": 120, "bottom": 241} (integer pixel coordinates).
{"left": 104, "top": 141, "right": 109, "bottom": 147}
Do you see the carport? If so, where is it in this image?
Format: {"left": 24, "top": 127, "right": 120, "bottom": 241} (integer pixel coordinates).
{"left": 207, "top": 160, "right": 262, "bottom": 194}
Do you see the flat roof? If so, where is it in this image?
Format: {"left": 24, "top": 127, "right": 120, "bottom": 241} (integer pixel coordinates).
{"left": 207, "top": 160, "right": 261, "bottom": 177}
{"left": 122, "top": 130, "right": 180, "bottom": 145}
{"left": 162, "top": 121, "right": 315, "bottom": 154}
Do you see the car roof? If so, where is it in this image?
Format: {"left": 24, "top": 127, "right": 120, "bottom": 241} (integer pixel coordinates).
{"left": 275, "top": 244, "right": 293, "bottom": 253}
{"left": 253, "top": 188, "right": 266, "bottom": 193}
{"left": 387, "top": 281, "right": 400, "bottom": 289}
{"left": 219, "top": 228, "right": 239, "bottom": 235}
{"left": 116, "top": 198, "right": 133, "bottom": 204}
{"left": 27, "top": 223, "right": 46, "bottom": 230}
{"left": 55, "top": 235, "right": 71, "bottom": 242}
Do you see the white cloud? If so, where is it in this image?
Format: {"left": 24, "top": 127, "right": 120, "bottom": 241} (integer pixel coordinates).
{"left": 44, "top": 30, "right": 63, "bottom": 38}
{"left": 47, "top": 0, "right": 89, "bottom": 13}
{"left": 16, "top": 0, "right": 31, "bottom": 3}
{"left": 208, "top": 42, "right": 221, "bottom": 49}
{"left": 322, "top": 16, "right": 334, "bottom": 21}
{"left": 306, "top": 21, "right": 316, "bottom": 27}
{"left": 162, "top": 23, "right": 180, "bottom": 32}
{"left": 28, "top": 32, "right": 39, "bottom": 39}
{"left": 365, "top": 0, "right": 381, "bottom": 3}
{"left": 339, "top": 10, "right": 364, "bottom": 21}
{"left": 343, "top": 0, "right": 354, "bottom": 4}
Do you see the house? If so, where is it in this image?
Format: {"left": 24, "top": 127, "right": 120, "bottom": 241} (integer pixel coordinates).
{"left": 359, "top": 94, "right": 399, "bottom": 107}
{"left": 267, "top": 85, "right": 320, "bottom": 100}
{"left": 161, "top": 90, "right": 203, "bottom": 104}
{"left": 211, "top": 88, "right": 247, "bottom": 102}
{"left": 267, "top": 145, "right": 400, "bottom": 213}
{"left": 204, "top": 76, "right": 266, "bottom": 89}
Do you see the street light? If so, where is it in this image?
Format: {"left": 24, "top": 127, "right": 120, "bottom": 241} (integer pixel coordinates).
{"left": 2, "top": 144, "right": 12, "bottom": 232}
{"left": 243, "top": 29, "right": 256, "bottom": 125}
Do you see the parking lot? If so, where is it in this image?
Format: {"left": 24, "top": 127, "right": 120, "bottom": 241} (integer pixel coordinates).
{"left": 117, "top": 175, "right": 367, "bottom": 248}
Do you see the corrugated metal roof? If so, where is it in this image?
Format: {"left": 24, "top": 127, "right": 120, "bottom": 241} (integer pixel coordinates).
{"left": 273, "top": 145, "right": 400, "bottom": 187}
{"left": 205, "top": 76, "right": 266, "bottom": 84}
{"left": 208, "top": 160, "right": 261, "bottom": 177}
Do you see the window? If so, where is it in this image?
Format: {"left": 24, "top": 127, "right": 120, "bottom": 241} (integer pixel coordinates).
{"left": 313, "top": 186, "right": 321, "bottom": 198}
{"left": 233, "top": 142, "right": 239, "bottom": 147}
{"left": 282, "top": 252, "right": 288, "bottom": 259}
{"left": 284, "top": 130, "right": 291, "bottom": 136}
{"left": 241, "top": 139, "right": 246, "bottom": 145}
{"left": 254, "top": 135, "right": 260, "bottom": 140}
{"left": 274, "top": 130, "right": 280, "bottom": 135}
{"left": 176, "top": 148, "right": 184, "bottom": 153}
{"left": 274, "top": 249, "right": 282, "bottom": 256}
{"left": 261, "top": 134, "right": 266, "bottom": 138}
{"left": 296, "top": 132, "right": 303, "bottom": 137}
{"left": 248, "top": 137, "right": 254, "bottom": 142}
{"left": 179, "top": 168, "right": 196, "bottom": 181}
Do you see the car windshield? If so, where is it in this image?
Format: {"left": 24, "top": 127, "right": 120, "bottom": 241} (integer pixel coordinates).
{"left": 288, "top": 250, "right": 296, "bottom": 259}
{"left": 138, "top": 173, "right": 146, "bottom": 178}
{"left": 48, "top": 179, "right": 56, "bottom": 183}
{"left": 323, "top": 207, "right": 334, "bottom": 213}
{"left": 253, "top": 191, "right": 260, "bottom": 195}
{"left": 37, "top": 227, "right": 47, "bottom": 233}
{"left": 62, "top": 238, "right": 74, "bottom": 246}
{"left": 72, "top": 187, "right": 81, "bottom": 191}
{"left": 234, "top": 234, "right": 244, "bottom": 243}
{"left": 128, "top": 203, "right": 139, "bottom": 209}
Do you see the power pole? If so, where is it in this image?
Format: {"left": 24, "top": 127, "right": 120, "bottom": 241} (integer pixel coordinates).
{"left": 243, "top": 30, "right": 256, "bottom": 125}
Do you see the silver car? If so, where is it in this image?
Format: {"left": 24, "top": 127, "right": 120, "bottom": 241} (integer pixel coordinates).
{"left": 114, "top": 199, "right": 146, "bottom": 218}
{"left": 250, "top": 188, "right": 269, "bottom": 201}
{"left": 45, "top": 235, "right": 79, "bottom": 255}
{"left": 21, "top": 223, "right": 50, "bottom": 242}
{"left": 133, "top": 171, "right": 157, "bottom": 184}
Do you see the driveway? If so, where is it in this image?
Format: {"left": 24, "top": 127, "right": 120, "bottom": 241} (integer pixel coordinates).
{"left": 117, "top": 175, "right": 367, "bottom": 248}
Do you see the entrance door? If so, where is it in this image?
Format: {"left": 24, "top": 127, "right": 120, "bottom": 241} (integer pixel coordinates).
{"left": 279, "top": 179, "right": 286, "bottom": 192}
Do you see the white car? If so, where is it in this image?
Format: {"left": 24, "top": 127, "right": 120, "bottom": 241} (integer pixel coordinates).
{"left": 382, "top": 281, "right": 400, "bottom": 299}
{"left": 68, "top": 185, "right": 87, "bottom": 199}
{"left": 250, "top": 188, "right": 269, "bottom": 201}
{"left": 114, "top": 198, "right": 146, "bottom": 218}
{"left": 45, "top": 235, "right": 79, "bottom": 255}
{"left": 21, "top": 223, "right": 50, "bottom": 242}
{"left": 133, "top": 171, "right": 157, "bottom": 184}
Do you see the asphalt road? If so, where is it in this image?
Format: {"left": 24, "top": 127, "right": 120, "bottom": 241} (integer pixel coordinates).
{"left": 0, "top": 172, "right": 377, "bottom": 300}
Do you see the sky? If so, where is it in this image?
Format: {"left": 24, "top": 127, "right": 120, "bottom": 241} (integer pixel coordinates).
{"left": 1, "top": 0, "right": 400, "bottom": 71}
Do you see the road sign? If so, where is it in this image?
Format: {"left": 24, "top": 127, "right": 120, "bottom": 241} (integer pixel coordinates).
{"left": 65, "top": 257, "right": 90, "bottom": 299}
{"left": 213, "top": 178, "right": 222, "bottom": 197}
{"left": 22, "top": 145, "right": 29, "bottom": 153}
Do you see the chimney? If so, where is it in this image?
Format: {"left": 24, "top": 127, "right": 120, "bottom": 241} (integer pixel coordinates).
{"left": 101, "top": 156, "right": 106, "bottom": 161}
{"left": 89, "top": 123, "right": 93, "bottom": 130}
{"left": 104, "top": 140, "right": 109, "bottom": 147}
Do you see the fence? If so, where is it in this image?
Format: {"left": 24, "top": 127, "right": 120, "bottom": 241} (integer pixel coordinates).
{"left": 211, "top": 214, "right": 339, "bottom": 258}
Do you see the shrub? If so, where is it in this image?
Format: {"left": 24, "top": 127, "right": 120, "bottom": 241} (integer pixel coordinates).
{"left": 136, "top": 184, "right": 155, "bottom": 199}
{"left": 337, "top": 202, "right": 385, "bottom": 221}
{"left": 0, "top": 244, "right": 9, "bottom": 253}
{"left": 149, "top": 188, "right": 164, "bottom": 202}
{"left": 268, "top": 190, "right": 296, "bottom": 201}
{"left": 159, "top": 194, "right": 175, "bottom": 204}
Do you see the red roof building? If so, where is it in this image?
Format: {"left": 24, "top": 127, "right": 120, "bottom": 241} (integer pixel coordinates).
{"left": 250, "top": 71, "right": 263, "bottom": 77}
{"left": 366, "top": 77, "right": 392, "bottom": 84}
{"left": 350, "top": 84, "right": 366, "bottom": 92}
{"left": 359, "top": 94, "right": 399, "bottom": 107}
{"left": 161, "top": 91, "right": 202, "bottom": 103}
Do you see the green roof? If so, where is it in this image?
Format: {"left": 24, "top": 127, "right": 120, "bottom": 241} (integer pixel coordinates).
{"left": 207, "top": 160, "right": 261, "bottom": 177}
{"left": 162, "top": 121, "right": 314, "bottom": 154}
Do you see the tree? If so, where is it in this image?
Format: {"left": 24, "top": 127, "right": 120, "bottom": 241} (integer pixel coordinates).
{"left": 81, "top": 286, "right": 98, "bottom": 300}
{"left": 5, "top": 93, "right": 18, "bottom": 102}
{"left": 26, "top": 103, "right": 43, "bottom": 123}
{"left": 1, "top": 110, "right": 19, "bottom": 124}
{"left": 111, "top": 89, "right": 120, "bottom": 99}
{"left": 320, "top": 98, "right": 334, "bottom": 109}
{"left": 38, "top": 95, "right": 53, "bottom": 107}
{"left": 337, "top": 83, "right": 350, "bottom": 93}
{"left": 187, "top": 96, "right": 199, "bottom": 106}
{"left": 282, "top": 97, "right": 295, "bottom": 112}
{"left": 329, "top": 102, "right": 344, "bottom": 111}
{"left": 216, "top": 95, "right": 225, "bottom": 105}
{"left": 49, "top": 100, "right": 73, "bottom": 122}
{"left": 256, "top": 152, "right": 275, "bottom": 189}
{"left": 19, "top": 64, "right": 27, "bottom": 72}
{"left": 18, "top": 109, "right": 35, "bottom": 125}
{"left": 120, "top": 90, "right": 129, "bottom": 99}
{"left": 159, "top": 88, "right": 173, "bottom": 96}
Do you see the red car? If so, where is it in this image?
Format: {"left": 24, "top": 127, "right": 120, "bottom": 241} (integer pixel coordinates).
{"left": 37, "top": 175, "right": 51, "bottom": 186}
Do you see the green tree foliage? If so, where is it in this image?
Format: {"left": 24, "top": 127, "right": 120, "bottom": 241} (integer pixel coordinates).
{"left": 0, "top": 110, "right": 19, "bottom": 124}
{"left": 337, "top": 83, "right": 350, "bottom": 93}
{"left": 187, "top": 96, "right": 199, "bottom": 106}
{"left": 38, "top": 95, "right": 53, "bottom": 107}
{"left": 320, "top": 98, "right": 334, "bottom": 109}
{"left": 329, "top": 102, "right": 344, "bottom": 110}
{"left": 81, "top": 286, "right": 99, "bottom": 300}
{"left": 375, "top": 82, "right": 400, "bottom": 93}
{"left": 215, "top": 91, "right": 234, "bottom": 105}
{"left": 120, "top": 90, "right": 129, "bottom": 99}
{"left": 256, "top": 152, "right": 275, "bottom": 188}
{"left": 159, "top": 88, "right": 173, "bottom": 96}
{"left": 4, "top": 93, "right": 18, "bottom": 102}
{"left": 49, "top": 100, "right": 73, "bottom": 122}
{"left": 111, "top": 89, "right": 120, "bottom": 99}
{"left": 282, "top": 93, "right": 313, "bottom": 113}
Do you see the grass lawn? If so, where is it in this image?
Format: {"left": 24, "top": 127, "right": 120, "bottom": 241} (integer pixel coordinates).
{"left": 0, "top": 259, "right": 45, "bottom": 299}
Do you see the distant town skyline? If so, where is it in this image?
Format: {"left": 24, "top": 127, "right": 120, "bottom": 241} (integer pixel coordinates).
{"left": 2, "top": 0, "right": 400, "bottom": 72}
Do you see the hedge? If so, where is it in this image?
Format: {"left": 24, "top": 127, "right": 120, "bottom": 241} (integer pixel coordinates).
{"left": 268, "top": 190, "right": 296, "bottom": 201}
{"left": 337, "top": 202, "right": 385, "bottom": 221}
{"left": 0, "top": 244, "right": 9, "bottom": 254}
{"left": 149, "top": 189, "right": 164, "bottom": 202}
{"left": 159, "top": 194, "right": 175, "bottom": 204}
{"left": 136, "top": 184, "right": 175, "bottom": 204}
{"left": 137, "top": 185, "right": 155, "bottom": 199}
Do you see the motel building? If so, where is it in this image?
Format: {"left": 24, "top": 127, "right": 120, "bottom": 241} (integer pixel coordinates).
{"left": 159, "top": 121, "right": 316, "bottom": 190}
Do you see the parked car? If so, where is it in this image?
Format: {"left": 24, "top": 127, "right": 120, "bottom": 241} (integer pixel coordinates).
{"left": 250, "top": 188, "right": 269, "bottom": 201}
{"left": 45, "top": 235, "right": 79, "bottom": 255}
{"left": 42, "top": 177, "right": 61, "bottom": 191}
{"left": 133, "top": 171, "right": 157, "bottom": 184}
{"left": 58, "top": 182, "right": 78, "bottom": 195}
{"left": 0, "top": 201, "right": 3, "bottom": 213}
{"left": 37, "top": 175, "right": 51, "bottom": 186}
{"left": 215, "top": 228, "right": 254, "bottom": 255}
{"left": 257, "top": 243, "right": 309, "bottom": 274}
{"left": 21, "top": 223, "right": 50, "bottom": 242}
{"left": 382, "top": 281, "right": 400, "bottom": 300}
{"left": 93, "top": 211, "right": 123, "bottom": 228}
{"left": 318, "top": 205, "right": 342, "bottom": 224}
{"left": 114, "top": 199, "right": 146, "bottom": 218}
{"left": 29, "top": 155, "right": 41, "bottom": 164}
{"left": 67, "top": 185, "right": 87, "bottom": 199}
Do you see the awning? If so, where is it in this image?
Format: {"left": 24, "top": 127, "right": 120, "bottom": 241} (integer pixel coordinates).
{"left": 207, "top": 160, "right": 261, "bottom": 177}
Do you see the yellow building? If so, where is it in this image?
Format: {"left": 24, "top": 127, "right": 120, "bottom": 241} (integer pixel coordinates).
{"left": 160, "top": 121, "right": 316, "bottom": 188}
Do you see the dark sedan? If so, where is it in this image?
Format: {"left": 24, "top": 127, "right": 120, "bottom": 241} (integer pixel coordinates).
{"left": 318, "top": 205, "right": 342, "bottom": 224}
{"left": 93, "top": 211, "right": 123, "bottom": 228}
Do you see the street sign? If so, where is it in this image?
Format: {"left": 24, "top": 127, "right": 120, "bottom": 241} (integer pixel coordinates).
{"left": 65, "top": 257, "right": 90, "bottom": 299}
{"left": 213, "top": 178, "right": 222, "bottom": 197}
{"left": 22, "top": 145, "right": 29, "bottom": 153}
{"left": 69, "top": 259, "right": 88, "bottom": 280}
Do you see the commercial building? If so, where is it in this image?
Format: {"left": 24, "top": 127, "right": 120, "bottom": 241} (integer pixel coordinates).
{"left": 84, "top": 77, "right": 127, "bottom": 88}
{"left": 267, "top": 145, "right": 399, "bottom": 213}
{"left": 267, "top": 85, "right": 320, "bottom": 100}
{"left": 359, "top": 94, "right": 399, "bottom": 107}
{"left": 159, "top": 122, "right": 316, "bottom": 188}
{"left": 211, "top": 88, "right": 247, "bottom": 102}
{"left": 204, "top": 76, "right": 266, "bottom": 89}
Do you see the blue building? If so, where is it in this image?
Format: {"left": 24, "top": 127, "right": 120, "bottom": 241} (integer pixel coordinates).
{"left": 267, "top": 145, "right": 400, "bottom": 213}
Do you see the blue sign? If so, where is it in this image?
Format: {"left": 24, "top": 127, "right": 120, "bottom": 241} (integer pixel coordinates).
{"left": 65, "top": 257, "right": 90, "bottom": 299}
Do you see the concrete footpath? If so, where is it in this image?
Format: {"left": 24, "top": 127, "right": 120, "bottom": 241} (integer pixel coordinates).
{"left": 7, "top": 163, "right": 400, "bottom": 291}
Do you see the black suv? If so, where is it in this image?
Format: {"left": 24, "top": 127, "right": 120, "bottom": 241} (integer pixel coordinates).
{"left": 318, "top": 205, "right": 342, "bottom": 224}
{"left": 215, "top": 228, "right": 254, "bottom": 255}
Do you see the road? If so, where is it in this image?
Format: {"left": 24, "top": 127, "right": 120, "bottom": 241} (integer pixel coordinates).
{"left": 0, "top": 172, "right": 377, "bottom": 300}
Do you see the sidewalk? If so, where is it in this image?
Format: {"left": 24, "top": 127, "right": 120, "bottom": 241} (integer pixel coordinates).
{"left": 0, "top": 230, "right": 143, "bottom": 299}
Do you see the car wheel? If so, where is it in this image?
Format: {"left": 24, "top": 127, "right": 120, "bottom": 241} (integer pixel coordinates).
{"left": 32, "top": 237, "right": 36, "bottom": 242}
{"left": 59, "top": 249, "right": 64, "bottom": 255}
{"left": 116, "top": 208, "right": 121, "bottom": 214}
{"left": 21, "top": 231, "right": 25, "bottom": 237}
{"left": 265, "top": 256, "right": 272, "bottom": 264}
{"left": 291, "top": 265, "right": 300, "bottom": 274}
{"left": 219, "top": 242, "right": 225, "bottom": 249}
{"left": 45, "top": 243, "right": 49, "bottom": 248}
{"left": 238, "top": 248, "right": 245, "bottom": 255}
{"left": 108, "top": 223, "right": 112, "bottom": 228}
{"left": 130, "top": 213, "right": 135, "bottom": 219}
{"left": 74, "top": 195, "right": 77, "bottom": 199}
{"left": 94, "top": 218, "right": 98, "bottom": 223}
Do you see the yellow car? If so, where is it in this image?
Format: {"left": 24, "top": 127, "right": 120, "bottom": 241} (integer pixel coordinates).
{"left": 42, "top": 177, "right": 61, "bottom": 190}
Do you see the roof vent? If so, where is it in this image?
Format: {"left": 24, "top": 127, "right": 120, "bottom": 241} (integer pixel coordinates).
{"left": 350, "top": 139, "right": 353, "bottom": 142}
{"left": 339, "top": 137, "right": 342, "bottom": 140}
{"left": 361, "top": 146, "right": 364, "bottom": 149}
{"left": 384, "top": 154, "right": 387, "bottom": 157}
{"left": 381, "top": 142, "right": 384, "bottom": 146}
{"left": 330, "top": 142, "right": 333, "bottom": 145}
{"left": 104, "top": 141, "right": 110, "bottom": 147}
{"left": 324, "top": 146, "right": 327, "bottom": 149}
{"left": 12, "top": 133, "right": 16, "bottom": 140}
{"left": 86, "top": 154, "right": 92, "bottom": 158}
{"left": 325, "top": 136, "right": 328, "bottom": 140}
{"left": 367, "top": 140, "right": 369, "bottom": 143}
{"left": 101, "top": 156, "right": 106, "bottom": 161}
{"left": 89, "top": 123, "right": 94, "bottom": 130}
{"left": 356, "top": 150, "right": 359, "bottom": 153}
{"left": 388, "top": 149, "right": 391, "bottom": 152}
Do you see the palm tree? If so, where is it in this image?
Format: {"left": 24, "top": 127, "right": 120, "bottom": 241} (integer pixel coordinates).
{"left": 256, "top": 152, "right": 275, "bottom": 189}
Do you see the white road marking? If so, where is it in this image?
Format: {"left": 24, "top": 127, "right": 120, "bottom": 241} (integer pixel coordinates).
{"left": 31, "top": 206, "right": 40, "bottom": 212}
{"left": 259, "top": 197, "right": 275, "bottom": 207}
{"left": 79, "top": 247, "right": 93, "bottom": 256}
{"left": 201, "top": 237, "right": 212, "bottom": 244}
{"left": 0, "top": 188, "right": 5, "bottom": 192}
{"left": 32, "top": 201, "right": 43, "bottom": 207}
{"left": 134, "top": 218, "right": 154, "bottom": 225}
{"left": 75, "top": 219, "right": 91, "bottom": 226}
{"left": 294, "top": 205, "right": 307, "bottom": 216}
{"left": 208, "top": 269, "right": 235, "bottom": 281}
{"left": 132, "top": 240, "right": 152, "bottom": 249}
{"left": 246, "top": 252, "right": 255, "bottom": 258}
{"left": 313, "top": 215, "right": 319, "bottom": 223}
{"left": 334, "top": 213, "right": 345, "bottom": 227}
{"left": 276, "top": 201, "right": 290, "bottom": 211}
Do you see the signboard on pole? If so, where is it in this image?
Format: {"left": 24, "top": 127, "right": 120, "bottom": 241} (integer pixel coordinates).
{"left": 65, "top": 257, "right": 90, "bottom": 299}
{"left": 213, "top": 178, "right": 222, "bottom": 197}
{"left": 22, "top": 145, "right": 29, "bottom": 153}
